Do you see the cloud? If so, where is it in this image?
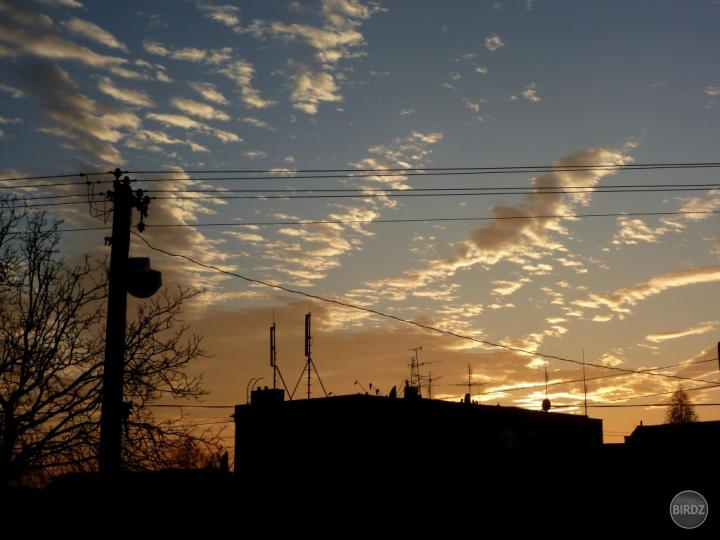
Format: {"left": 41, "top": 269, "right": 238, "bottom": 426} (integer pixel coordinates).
{"left": 242, "top": 117, "right": 275, "bottom": 130}
{"left": 677, "top": 190, "right": 720, "bottom": 221}
{"left": 61, "top": 17, "right": 128, "bottom": 52}
{"left": 579, "top": 266, "right": 720, "bottom": 313}
{"left": 143, "top": 41, "right": 269, "bottom": 107}
{"left": 146, "top": 113, "right": 203, "bottom": 130}
{"left": 125, "top": 130, "right": 195, "bottom": 153}
{"left": 196, "top": 2, "right": 241, "bottom": 29}
{"left": 290, "top": 68, "right": 342, "bottom": 114}
{"left": 171, "top": 97, "right": 230, "bottom": 121}
{"left": 227, "top": 131, "right": 443, "bottom": 288}
{"left": 612, "top": 191, "right": 720, "bottom": 245}
{"left": 146, "top": 112, "right": 242, "bottom": 143}
{"left": 239, "top": 1, "right": 383, "bottom": 114}
{"left": 0, "top": 83, "right": 24, "bottom": 98}
{"left": 646, "top": 323, "right": 715, "bottom": 342}
{"left": 0, "top": 114, "right": 21, "bottom": 125}
{"left": 248, "top": 0, "right": 382, "bottom": 64}
{"left": 458, "top": 148, "right": 629, "bottom": 261}
{"left": 492, "top": 280, "right": 526, "bottom": 296}
{"left": 37, "top": 0, "right": 83, "bottom": 6}
{"left": 243, "top": 150, "right": 267, "bottom": 159}
{"left": 358, "top": 147, "right": 632, "bottom": 298}
{"left": 522, "top": 83, "right": 541, "bottom": 102}
{"left": 190, "top": 82, "right": 229, "bottom": 105}
{"left": 15, "top": 63, "right": 139, "bottom": 164}
{"left": 98, "top": 76, "right": 154, "bottom": 107}
{"left": 262, "top": 20, "right": 365, "bottom": 64}
{"left": 218, "top": 60, "right": 276, "bottom": 109}
{"left": 612, "top": 218, "right": 664, "bottom": 245}
{"left": 0, "top": 4, "right": 130, "bottom": 73}
{"left": 485, "top": 34, "right": 504, "bottom": 51}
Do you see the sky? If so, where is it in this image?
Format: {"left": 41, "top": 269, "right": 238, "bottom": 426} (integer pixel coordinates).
{"left": 2, "top": 0, "right": 720, "bottom": 460}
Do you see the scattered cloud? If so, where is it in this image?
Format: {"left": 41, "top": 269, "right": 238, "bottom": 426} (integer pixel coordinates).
{"left": 98, "top": 76, "right": 154, "bottom": 107}
{"left": 578, "top": 265, "right": 720, "bottom": 313}
{"left": 171, "top": 97, "right": 230, "bottom": 121}
{"left": 646, "top": 323, "right": 715, "bottom": 342}
{"left": 191, "top": 82, "right": 229, "bottom": 105}
{"left": 196, "top": 2, "right": 241, "bottom": 29}
{"left": 0, "top": 83, "right": 24, "bottom": 98}
{"left": 61, "top": 17, "right": 129, "bottom": 52}
{"left": 485, "top": 34, "right": 504, "bottom": 51}
{"left": 290, "top": 68, "right": 342, "bottom": 114}
{"left": 522, "top": 82, "right": 541, "bottom": 102}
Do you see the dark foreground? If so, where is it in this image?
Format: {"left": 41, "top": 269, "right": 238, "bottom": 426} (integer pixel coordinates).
{"left": 2, "top": 448, "right": 716, "bottom": 535}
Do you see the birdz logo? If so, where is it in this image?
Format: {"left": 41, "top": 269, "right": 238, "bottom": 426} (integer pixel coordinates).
{"left": 670, "top": 490, "right": 708, "bottom": 529}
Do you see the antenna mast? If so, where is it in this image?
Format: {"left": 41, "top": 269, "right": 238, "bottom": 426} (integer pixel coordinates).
{"left": 408, "top": 346, "right": 422, "bottom": 389}
{"left": 464, "top": 364, "right": 484, "bottom": 403}
{"left": 582, "top": 350, "right": 588, "bottom": 416}
{"left": 542, "top": 365, "right": 551, "bottom": 412}
{"left": 291, "top": 312, "right": 328, "bottom": 399}
{"left": 265, "top": 316, "right": 290, "bottom": 397}
{"left": 270, "top": 322, "right": 277, "bottom": 389}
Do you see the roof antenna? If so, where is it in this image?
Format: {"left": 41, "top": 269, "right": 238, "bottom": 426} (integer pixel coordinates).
{"left": 542, "top": 365, "right": 551, "bottom": 412}
{"left": 582, "top": 350, "right": 588, "bottom": 417}
{"left": 291, "top": 311, "right": 328, "bottom": 399}
{"left": 268, "top": 312, "right": 290, "bottom": 397}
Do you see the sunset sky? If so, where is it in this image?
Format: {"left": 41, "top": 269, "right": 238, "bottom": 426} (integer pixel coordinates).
{"left": 2, "top": 0, "right": 720, "bottom": 460}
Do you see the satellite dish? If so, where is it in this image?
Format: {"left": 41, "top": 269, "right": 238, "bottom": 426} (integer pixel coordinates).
{"left": 126, "top": 257, "right": 162, "bottom": 298}
{"left": 542, "top": 398, "right": 551, "bottom": 412}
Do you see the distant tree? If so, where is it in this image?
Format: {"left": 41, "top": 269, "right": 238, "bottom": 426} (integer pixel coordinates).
{"left": 163, "top": 437, "right": 229, "bottom": 471}
{"left": 664, "top": 384, "right": 699, "bottom": 424}
{"left": 0, "top": 195, "right": 223, "bottom": 488}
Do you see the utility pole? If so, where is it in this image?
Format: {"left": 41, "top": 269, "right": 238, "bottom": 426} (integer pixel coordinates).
{"left": 99, "top": 169, "right": 153, "bottom": 480}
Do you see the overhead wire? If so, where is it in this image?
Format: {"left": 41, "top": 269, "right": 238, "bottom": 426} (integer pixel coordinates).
{"left": 474, "top": 358, "right": 719, "bottom": 397}
{"left": 9, "top": 182, "right": 720, "bottom": 202}
{"left": 5, "top": 165, "right": 718, "bottom": 408}
{"left": 131, "top": 232, "right": 720, "bottom": 392}
{"left": 54, "top": 209, "right": 720, "bottom": 233}
{"left": 144, "top": 360, "right": 720, "bottom": 412}
{"left": 3, "top": 160, "right": 720, "bottom": 185}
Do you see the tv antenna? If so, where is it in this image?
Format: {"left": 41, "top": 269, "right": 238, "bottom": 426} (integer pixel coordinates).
{"left": 542, "top": 365, "right": 551, "bottom": 412}
{"left": 422, "top": 370, "right": 442, "bottom": 399}
{"left": 582, "top": 350, "right": 588, "bottom": 416}
{"left": 408, "top": 346, "right": 423, "bottom": 390}
{"left": 454, "top": 363, "right": 484, "bottom": 403}
{"left": 407, "top": 346, "right": 442, "bottom": 398}
{"left": 291, "top": 311, "right": 328, "bottom": 399}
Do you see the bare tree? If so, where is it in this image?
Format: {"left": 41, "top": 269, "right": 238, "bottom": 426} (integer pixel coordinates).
{"left": 0, "top": 195, "right": 223, "bottom": 488}
{"left": 664, "top": 384, "right": 699, "bottom": 424}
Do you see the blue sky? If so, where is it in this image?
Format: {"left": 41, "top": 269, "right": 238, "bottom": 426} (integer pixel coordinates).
{"left": 2, "top": 0, "right": 720, "bottom": 453}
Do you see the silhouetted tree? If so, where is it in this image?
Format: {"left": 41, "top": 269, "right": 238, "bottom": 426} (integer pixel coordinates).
{"left": 0, "top": 195, "right": 223, "bottom": 488}
{"left": 664, "top": 384, "right": 699, "bottom": 424}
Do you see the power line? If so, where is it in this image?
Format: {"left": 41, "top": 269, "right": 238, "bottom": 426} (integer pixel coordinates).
{"left": 124, "top": 161, "right": 720, "bottom": 175}
{"left": 472, "top": 358, "right": 719, "bottom": 397}
{"left": 132, "top": 232, "right": 720, "bottom": 390}
{"left": 8, "top": 181, "right": 720, "bottom": 200}
{"left": 116, "top": 184, "right": 720, "bottom": 201}
{"left": 55, "top": 209, "right": 720, "bottom": 233}
{"left": 3, "top": 160, "right": 720, "bottom": 184}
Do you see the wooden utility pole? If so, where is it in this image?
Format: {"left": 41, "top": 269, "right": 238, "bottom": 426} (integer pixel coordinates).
{"left": 99, "top": 169, "right": 153, "bottom": 479}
